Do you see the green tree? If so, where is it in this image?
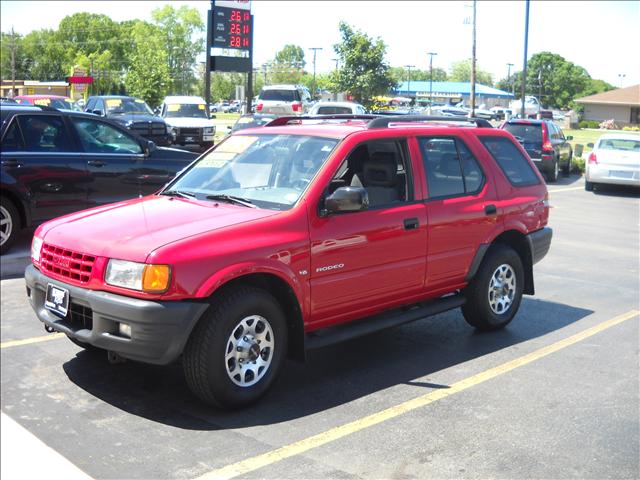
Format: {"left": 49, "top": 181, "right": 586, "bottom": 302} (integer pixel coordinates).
{"left": 270, "top": 44, "right": 306, "bottom": 84}
{"left": 209, "top": 72, "right": 245, "bottom": 101}
{"left": 124, "top": 22, "right": 170, "bottom": 107}
{"left": 0, "top": 30, "right": 28, "bottom": 84}
{"left": 151, "top": 5, "right": 204, "bottom": 95}
{"left": 20, "top": 29, "right": 67, "bottom": 80}
{"left": 332, "top": 22, "right": 396, "bottom": 108}
{"left": 449, "top": 59, "right": 493, "bottom": 86}
{"left": 501, "top": 52, "right": 592, "bottom": 109}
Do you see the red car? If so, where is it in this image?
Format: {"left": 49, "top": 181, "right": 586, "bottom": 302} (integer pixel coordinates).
{"left": 14, "top": 94, "right": 80, "bottom": 111}
{"left": 25, "top": 115, "right": 552, "bottom": 408}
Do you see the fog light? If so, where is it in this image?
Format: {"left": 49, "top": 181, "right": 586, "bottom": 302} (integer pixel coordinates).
{"left": 118, "top": 323, "right": 131, "bottom": 338}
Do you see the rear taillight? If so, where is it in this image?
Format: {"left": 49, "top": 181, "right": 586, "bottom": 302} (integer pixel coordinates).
{"left": 542, "top": 141, "right": 553, "bottom": 152}
{"left": 256, "top": 103, "right": 263, "bottom": 112}
{"left": 292, "top": 102, "right": 302, "bottom": 112}
{"left": 588, "top": 152, "right": 597, "bottom": 164}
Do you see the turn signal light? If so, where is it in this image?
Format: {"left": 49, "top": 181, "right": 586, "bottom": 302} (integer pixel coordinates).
{"left": 142, "top": 265, "right": 171, "bottom": 293}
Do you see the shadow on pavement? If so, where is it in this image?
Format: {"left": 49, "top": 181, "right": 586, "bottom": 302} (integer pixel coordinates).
{"left": 591, "top": 184, "right": 640, "bottom": 198}
{"left": 62, "top": 297, "right": 592, "bottom": 430}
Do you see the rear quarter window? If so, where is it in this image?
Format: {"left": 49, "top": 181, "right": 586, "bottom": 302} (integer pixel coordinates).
{"left": 480, "top": 136, "right": 540, "bottom": 187}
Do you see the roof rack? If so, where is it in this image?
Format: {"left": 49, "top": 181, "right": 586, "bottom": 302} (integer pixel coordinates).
{"left": 265, "top": 114, "right": 381, "bottom": 127}
{"left": 366, "top": 115, "right": 493, "bottom": 129}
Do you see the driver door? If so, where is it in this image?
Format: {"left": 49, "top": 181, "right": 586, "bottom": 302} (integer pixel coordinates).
{"left": 70, "top": 117, "right": 170, "bottom": 206}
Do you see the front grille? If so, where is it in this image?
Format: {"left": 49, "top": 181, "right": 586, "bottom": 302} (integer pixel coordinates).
{"left": 41, "top": 243, "right": 95, "bottom": 283}
{"left": 178, "top": 127, "right": 200, "bottom": 136}
{"left": 68, "top": 302, "right": 93, "bottom": 330}
{"left": 132, "top": 122, "right": 166, "bottom": 136}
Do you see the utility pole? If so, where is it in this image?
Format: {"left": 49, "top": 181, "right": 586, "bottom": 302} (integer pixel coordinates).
{"left": 331, "top": 58, "right": 339, "bottom": 71}
{"left": 404, "top": 65, "right": 415, "bottom": 98}
{"left": 427, "top": 52, "right": 437, "bottom": 114}
{"left": 507, "top": 62, "right": 514, "bottom": 97}
{"left": 9, "top": 27, "right": 18, "bottom": 98}
{"left": 618, "top": 73, "right": 626, "bottom": 87}
{"left": 521, "top": 0, "right": 530, "bottom": 118}
{"left": 309, "top": 47, "right": 322, "bottom": 99}
{"left": 470, "top": 0, "right": 477, "bottom": 117}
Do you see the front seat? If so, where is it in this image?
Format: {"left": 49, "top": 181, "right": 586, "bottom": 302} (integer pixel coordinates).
{"left": 351, "top": 151, "right": 400, "bottom": 206}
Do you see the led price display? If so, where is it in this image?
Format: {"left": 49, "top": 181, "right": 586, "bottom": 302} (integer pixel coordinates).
{"left": 212, "top": 6, "right": 251, "bottom": 50}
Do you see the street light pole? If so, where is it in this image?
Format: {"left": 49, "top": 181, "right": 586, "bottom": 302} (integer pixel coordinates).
{"left": 521, "top": 0, "right": 530, "bottom": 118}
{"left": 618, "top": 73, "right": 626, "bottom": 87}
{"left": 309, "top": 47, "right": 322, "bottom": 99}
{"left": 404, "top": 65, "right": 415, "bottom": 98}
{"left": 427, "top": 52, "right": 437, "bottom": 114}
{"left": 507, "top": 62, "right": 514, "bottom": 97}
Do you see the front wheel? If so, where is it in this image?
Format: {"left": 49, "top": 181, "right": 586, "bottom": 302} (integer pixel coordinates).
{"left": 462, "top": 245, "right": 524, "bottom": 331}
{"left": 183, "top": 286, "right": 287, "bottom": 409}
{"left": 0, "top": 197, "right": 20, "bottom": 254}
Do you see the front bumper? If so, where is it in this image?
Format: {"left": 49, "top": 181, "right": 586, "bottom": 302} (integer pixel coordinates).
{"left": 171, "top": 127, "right": 215, "bottom": 145}
{"left": 25, "top": 265, "right": 209, "bottom": 365}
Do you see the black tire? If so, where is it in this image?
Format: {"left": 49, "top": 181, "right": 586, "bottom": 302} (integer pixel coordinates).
{"left": 562, "top": 151, "right": 573, "bottom": 175}
{"left": 547, "top": 158, "right": 559, "bottom": 183}
{"left": 0, "top": 197, "right": 20, "bottom": 254}
{"left": 462, "top": 245, "right": 524, "bottom": 331}
{"left": 183, "top": 286, "right": 287, "bottom": 409}
{"left": 585, "top": 180, "right": 594, "bottom": 191}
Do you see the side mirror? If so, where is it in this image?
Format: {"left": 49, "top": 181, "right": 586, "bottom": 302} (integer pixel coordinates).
{"left": 566, "top": 135, "right": 573, "bottom": 140}
{"left": 323, "top": 187, "right": 369, "bottom": 215}
{"left": 587, "top": 142, "right": 594, "bottom": 148}
{"left": 144, "top": 139, "right": 157, "bottom": 156}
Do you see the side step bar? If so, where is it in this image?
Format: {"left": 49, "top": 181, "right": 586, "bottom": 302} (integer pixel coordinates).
{"left": 305, "top": 294, "right": 465, "bottom": 350}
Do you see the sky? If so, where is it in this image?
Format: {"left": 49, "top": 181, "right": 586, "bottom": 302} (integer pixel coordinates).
{"left": 1, "top": 0, "right": 639, "bottom": 88}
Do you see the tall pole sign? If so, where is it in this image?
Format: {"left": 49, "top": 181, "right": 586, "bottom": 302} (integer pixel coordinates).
{"left": 206, "top": 0, "right": 253, "bottom": 113}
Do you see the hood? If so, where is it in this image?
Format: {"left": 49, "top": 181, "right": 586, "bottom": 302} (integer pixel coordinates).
{"left": 108, "top": 113, "right": 165, "bottom": 124}
{"left": 164, "top": 117, "right": 215, "bottom": 128}
{"left": 39, "top": 196, "right": 279, "bottom": 262}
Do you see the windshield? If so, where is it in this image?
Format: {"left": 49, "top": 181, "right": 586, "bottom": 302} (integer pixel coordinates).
{"left": 165, "top": 103, "right": 208, "bottom": 118}
{"left": 106, "top": 98, "right": 153, "bottom": 115}
{"left": 164, "top": 134, "right": 338, "bottom": 210}
{"left": 504, "top": 123, "right": 542, "bottom": 144}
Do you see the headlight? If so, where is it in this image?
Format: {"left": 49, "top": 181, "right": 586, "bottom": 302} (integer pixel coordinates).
{"left": 31, "top": 236, "right": 44, "bottom": 263}
{"left": 105, "top": 259, "right": 171, "bottom": 293}
{"left": 203, "top": 127, "right": 215, "bottom": 134}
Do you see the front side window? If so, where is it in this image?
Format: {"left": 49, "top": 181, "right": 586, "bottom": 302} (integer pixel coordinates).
{"left": 0, "top": 119, "right": 23, "bottom": 152}
{"left": 419, "top": 137, "right": 485, "bottom": 198}
{"left": 72, "top": 118, "right": 142, "bottom": 154}
{"left": 165, "top": 134, "right": 338, "bottom": 210}
{"left": 480, "top": 136, "right": 540, "bottom": 187}
{"left": 16, "top": 115, "right": 72, "bottom": 152}
{"left": 164, "top": 103, "right": 208, "bottom": 118}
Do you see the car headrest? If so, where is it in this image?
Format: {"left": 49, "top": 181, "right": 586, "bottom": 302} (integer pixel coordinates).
{"left": 363, "top": 152, "right": 397, "bottom": 187}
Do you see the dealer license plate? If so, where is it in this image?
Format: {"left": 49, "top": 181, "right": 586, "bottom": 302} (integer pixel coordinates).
{"left": 610, "top": 170, "right": 632, "bottom": 179}
{"left": 45, "top": 283, "right": 69, "bottom": 317}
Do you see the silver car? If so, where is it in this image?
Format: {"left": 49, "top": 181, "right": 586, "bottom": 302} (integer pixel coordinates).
{"left": 585, "top": 133, "right": 640, "bottom": 191}
{"left": 255, "top": 85, "right": 312, "bottom": 116}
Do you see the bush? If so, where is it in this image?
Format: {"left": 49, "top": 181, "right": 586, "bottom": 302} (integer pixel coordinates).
{"left": 599, "top": 119, "right": 618, "bottom": 130}
{"left": 579, "top": 120, "right": 599, "bottom": 129}
{"left": 572, "top": 157, "right": 585, "bottom": 174}
{"left": 622, "top": 125, "right": 640, "bottom": 132}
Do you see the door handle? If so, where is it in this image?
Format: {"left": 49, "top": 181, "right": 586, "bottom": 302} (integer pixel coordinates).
{"left": 1, "top": 160, "right": 23, "bottom": 168}
{"left": 403, "top": 217, "right": 419, "bottom": 230}
{"left": 484, "top": 204, "right": 497, "bottom": 215}
{"left": 87, "top": 160, "right": 106, "bottom": 167}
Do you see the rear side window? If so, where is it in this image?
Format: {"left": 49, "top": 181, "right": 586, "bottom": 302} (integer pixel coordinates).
{"left": 503, "top": 123, "right": 542, "bottom": 144}
{"left": 16, "top": 115, "right": 73, "bottom": 152}
{"left": 1, "top": 119, "right": 24, "bottom": 152}
{"left": 481, "top": 136, "right": 540, "bottom": 187}
{"left": 259, "top": 89, "right": 299, "bottom": 102}
{"left": 418, "top": 137, "right": 485, "bottom": 198}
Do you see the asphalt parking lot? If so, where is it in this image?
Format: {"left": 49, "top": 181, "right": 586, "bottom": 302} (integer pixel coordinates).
{"left": 1, "top": 174, "right": 638, "bottom": 480}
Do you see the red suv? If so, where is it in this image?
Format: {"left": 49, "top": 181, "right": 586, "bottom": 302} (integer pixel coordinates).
{"left": 25, "top": 115, "right": 552, "bottom": 408}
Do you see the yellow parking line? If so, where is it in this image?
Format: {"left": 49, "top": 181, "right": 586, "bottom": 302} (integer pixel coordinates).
{"left": 548, "top": 186, "right": 584, "bottom": 192}
{"left": 196, "top": 309, "right": 639, "bottom": 480}
{"left": 1, "top": 333, "right": 65, "bottom": 349}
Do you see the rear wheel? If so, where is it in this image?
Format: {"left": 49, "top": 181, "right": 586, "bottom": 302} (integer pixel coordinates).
{"left": 547, "top": 159, "right": 559, "bottom": 183}
{"left": 183, "top": 286, "right": 287, "bottom": 409}
{"left": 0, "top": 197, "right": 20, "bottom": 254}
{"left": 585, "top": 180, "right": 594, "bottom": 191}
{"left": 462, "top": 245, "right": 524, "bottom": 331}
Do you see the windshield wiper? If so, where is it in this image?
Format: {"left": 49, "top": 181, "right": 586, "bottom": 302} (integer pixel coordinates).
{"left": 160, "top": 189, "right": 197, "bottom": 199}
{"left": 206, "top": 194, "right": 257, "bottom": 208}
